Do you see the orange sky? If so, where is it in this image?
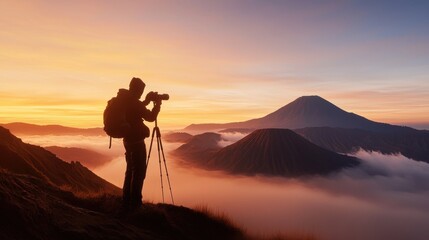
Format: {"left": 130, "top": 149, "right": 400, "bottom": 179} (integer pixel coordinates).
{"left": 1, "top": 1, "right": 428, "bottom": 129}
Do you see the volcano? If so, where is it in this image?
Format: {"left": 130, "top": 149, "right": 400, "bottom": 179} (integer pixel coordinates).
{"left": 179, "top": 129, "right": 359, "bottom": 177}
{"left": 185, "top": 96, "right": 412, "bottom": 133}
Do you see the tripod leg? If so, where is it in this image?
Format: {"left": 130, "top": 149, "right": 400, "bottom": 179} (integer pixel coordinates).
{"left": 146, "top": 126, "right": 157, "bottom": 166}
{"left": 158, "top": 136, "right": 174, "bottom": 204}
{"left": 156, "top": 132, "right": 165, "bottom": 203}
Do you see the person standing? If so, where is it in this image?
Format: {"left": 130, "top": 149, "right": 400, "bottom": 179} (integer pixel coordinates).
{"left": 120, "top": 77, "right": 160, "bottom": 209}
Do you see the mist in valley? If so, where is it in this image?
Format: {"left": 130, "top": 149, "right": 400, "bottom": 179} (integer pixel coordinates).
{"left": 18, "top": 133, "right": 429, "bottom": 240}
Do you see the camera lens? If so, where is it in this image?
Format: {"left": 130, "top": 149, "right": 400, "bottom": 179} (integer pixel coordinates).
{"left": 159, "top": 94, "right": 169, "bottom": 101}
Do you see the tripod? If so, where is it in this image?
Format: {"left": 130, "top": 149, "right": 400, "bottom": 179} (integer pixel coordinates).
{"left": 146, "top": 119, "right": 174, "bottom": 204}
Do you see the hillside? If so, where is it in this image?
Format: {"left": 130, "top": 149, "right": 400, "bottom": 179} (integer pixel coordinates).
{"left": 185, "top": 96, "right": 413, "bottom": 133}
{"left": 0, "top": 126, "right": 119, "bottom": 195}
{"left": 0, "top": 170, "right": 245, "bottom": 240}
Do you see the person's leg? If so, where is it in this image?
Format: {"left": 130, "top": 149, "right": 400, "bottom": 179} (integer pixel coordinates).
{"left": 130, "top": 140, "right": 147, "bottom": 207}
{"left": 122, "top": 144, "right": 134, "bottom": 208}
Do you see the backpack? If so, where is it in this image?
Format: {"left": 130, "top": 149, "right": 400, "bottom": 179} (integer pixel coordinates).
{"left": 103, "top": 91, "right": 130, "bottom": 148}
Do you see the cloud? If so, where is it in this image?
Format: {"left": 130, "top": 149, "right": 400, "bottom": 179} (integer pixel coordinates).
{"left": 18, "top": 134, "right": 124, "bottom": 159}
{"left": 217, "top": 131, "right": 248, "bottom": 147}
{"left": 304, "top": 150, "right": 429, "bottom": 211}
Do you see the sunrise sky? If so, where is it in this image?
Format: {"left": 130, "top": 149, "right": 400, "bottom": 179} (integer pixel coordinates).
{"left": 1, "top": 0, "right": 428, "bottom": 129}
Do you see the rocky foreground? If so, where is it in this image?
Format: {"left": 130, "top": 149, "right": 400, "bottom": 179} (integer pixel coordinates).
{"left": 0, "top": 170, "right": 244, "bottom": 240}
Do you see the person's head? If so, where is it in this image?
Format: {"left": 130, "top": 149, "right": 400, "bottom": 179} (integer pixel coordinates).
{"left": 129, "top": 77, "right": 145, "bottom": 99}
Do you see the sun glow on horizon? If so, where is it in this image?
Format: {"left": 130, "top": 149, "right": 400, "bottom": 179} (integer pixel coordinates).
{"left": 1, "top": 1, "right": 428, "bottom": 129}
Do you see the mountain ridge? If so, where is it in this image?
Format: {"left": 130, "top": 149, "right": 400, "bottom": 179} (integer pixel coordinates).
{"left": 185, "top": 96, "right": 414, "bottom": 133}
{"left": 294, "top": 127, "right": 429, "bottom": 163}
{"left": 0, "top": 126, "right": 119, "bottom": 195}
{"left": 0, "top": 122, "right": 104, "bottom": 136}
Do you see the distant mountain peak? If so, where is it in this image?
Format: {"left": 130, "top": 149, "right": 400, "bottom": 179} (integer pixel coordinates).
{"left": 291, "top": 95, "right": 341, "bottom": 109}
{"left": 185, "top": 95, "right": 413, "bottom": 133}
{"left": 295, "top": 95, "right": 325, "bottom": 101}
{"left": 268, "top": 95, "right": 344, "bottom": 116}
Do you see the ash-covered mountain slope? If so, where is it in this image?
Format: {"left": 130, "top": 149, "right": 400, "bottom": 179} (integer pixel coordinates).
{"left": 176, "top": 129, "right": 359, "bottom": 177}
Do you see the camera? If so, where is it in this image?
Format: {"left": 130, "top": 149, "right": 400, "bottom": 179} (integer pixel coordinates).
{"left": 146, "top": 91, "right": 169, "bottom": 102}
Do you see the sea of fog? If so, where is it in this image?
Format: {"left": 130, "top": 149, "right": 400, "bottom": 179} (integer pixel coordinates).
{"left": 19, "top": 133, "right": 429, "bottom": 240}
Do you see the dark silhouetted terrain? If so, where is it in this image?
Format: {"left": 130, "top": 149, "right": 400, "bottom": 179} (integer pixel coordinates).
{"left": 44, "top": 146, "right": 113, "bottom": 169}
{"left": 0, "top": 122, "right": 104, "bottom": 136}
{"left": 176, "top": 129, "right": 359, "bottom": 177}
{"left": 185, "top": 96, "right": 413, "bottom": 133}
{"left": 294, "top": 127, "right": 429, "bottom": 163}
{"left": 0, "top": 170, "right": 245, "bottom": 240}
{"left": 0, "top": 126, "right": 119, "bottom": 195}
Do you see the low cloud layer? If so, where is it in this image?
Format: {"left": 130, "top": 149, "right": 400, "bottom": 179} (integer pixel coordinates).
{"left": 303, "top": 150, "right": 429, "bottom": 212}
{"left": 15, "top": 134, "right": 429, "bottom": 240}
{"left": 213, "top": 132, "right": 429, "bottom": 240}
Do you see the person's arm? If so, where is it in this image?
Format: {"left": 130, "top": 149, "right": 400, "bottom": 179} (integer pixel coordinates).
{"left": 140, "top": 101, "right": 161, "bottom": 122}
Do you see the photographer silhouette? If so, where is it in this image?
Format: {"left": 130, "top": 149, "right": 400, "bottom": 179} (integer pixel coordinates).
{"left": 104, "top": 77, "right": 161, "bottom": 210}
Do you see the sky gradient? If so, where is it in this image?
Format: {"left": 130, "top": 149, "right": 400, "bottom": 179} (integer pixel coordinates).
{"left": 1, "top": 0, "right": 428, "bottom": 129}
